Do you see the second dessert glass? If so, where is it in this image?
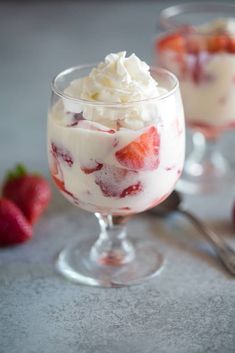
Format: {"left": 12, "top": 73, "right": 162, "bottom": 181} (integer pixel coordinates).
{"left": 48, "top": 64, "right": 185, "bottom": 287}
{"left": 156, "top": 2, "right": 235, "bottom": 194}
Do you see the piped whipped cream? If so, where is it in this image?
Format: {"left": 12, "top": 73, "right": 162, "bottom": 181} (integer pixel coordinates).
{"left": 198, "top": 18, "right": 235, "bottom": 34}
{"left": 65, "top": 52, "right": 163, "bottom": 103}
{"left": 63, "top": 52, "right": 167, "bottom": 130}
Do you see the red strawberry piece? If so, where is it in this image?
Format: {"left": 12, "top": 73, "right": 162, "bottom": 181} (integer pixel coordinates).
{"left": 115, "top": 126, "right": 160, "bottom": 171}
{"left": 186, "top": 35, "right": 206, "bottom": 54}
{"left": 52, "top": 174, "right": 66, "bottom": 192}
{"left": 51, "top": 143, "right": 74, "bottom": 167}
{"left": 207, "top": 34, "right": 229, "bottom": 53}
{"left": 95, "top": 166, "right": 131, "bottom": 197}
{"left": 2, "top": 164, "right": 51, "bottom": 225}
{"left": 81, "top": 161, "right": 103, "bottom": 174}
{"left": 157, "top": 33, "right": 186, "bottom": 53}
{"left": 120, "top": 182, "right": 143, "bottom": 198}
{"left": 95, "top": 165, "right": 142, "bottom": 198}
{"left": 228, "top": 37, "right": 235, "bottom": 53}
{"left": 50, "top": 147, "right": 64, "bottom": 182}
{"left": 49, "top": 154, "right": 72, "bottom": 198}
{"left": 52, "top": 175, "right": 78, "bottom": 203}
{"left": 0, "top": 198, "right": 32, "bottom": 246}
{"left": 96, "top": 179, "right": 117, "bottom": 197}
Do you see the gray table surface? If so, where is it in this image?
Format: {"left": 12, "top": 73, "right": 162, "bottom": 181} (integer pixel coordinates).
{"left": 1, "top": 1, "right": 235, "bottom": 352}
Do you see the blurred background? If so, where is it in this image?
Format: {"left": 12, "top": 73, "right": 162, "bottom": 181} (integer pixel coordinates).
{"left": 0, "top": 0, "right": 222, "bottom": 174}
{"left": 0, "top": 0, "right": 234, "bottom": 177}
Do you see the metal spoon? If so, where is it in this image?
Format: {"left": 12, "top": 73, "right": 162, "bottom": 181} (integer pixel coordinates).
{"left": 150, "top": 191, "right": 235, "bottom": 276}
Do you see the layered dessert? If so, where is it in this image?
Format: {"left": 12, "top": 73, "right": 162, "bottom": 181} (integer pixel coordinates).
{"left": 157, "top": 18, "right": 235, "bottom": 138}
{"left": 48, "top": 52, "right": 184, "bottom": 215}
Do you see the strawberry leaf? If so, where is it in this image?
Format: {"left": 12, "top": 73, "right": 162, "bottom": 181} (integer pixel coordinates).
{"left": 4, "top": 163, "right": 27, "bottom": 182}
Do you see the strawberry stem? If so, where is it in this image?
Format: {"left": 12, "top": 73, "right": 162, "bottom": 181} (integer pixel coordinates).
{"left": 5, "top": 163, "right": 27, "bottom": 182}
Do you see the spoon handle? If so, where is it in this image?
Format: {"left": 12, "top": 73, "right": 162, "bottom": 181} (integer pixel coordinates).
{"left": 179, "top": 209, "right": 235, "bottom": 276}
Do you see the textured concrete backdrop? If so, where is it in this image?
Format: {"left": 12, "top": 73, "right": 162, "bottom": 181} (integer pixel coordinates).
{"left": 0, "top": 1, "right": 235, "bottom": 352}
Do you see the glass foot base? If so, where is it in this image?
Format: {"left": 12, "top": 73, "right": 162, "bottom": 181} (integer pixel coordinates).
{"left": 56, "top": 236, "right": 164, "bottom": 287}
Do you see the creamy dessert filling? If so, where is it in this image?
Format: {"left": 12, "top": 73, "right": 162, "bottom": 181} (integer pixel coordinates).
{"left": 48, "top": 53, "right": 184, "bottom": 214}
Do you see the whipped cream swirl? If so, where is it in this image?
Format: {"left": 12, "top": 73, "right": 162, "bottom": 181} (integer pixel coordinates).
{"left": 63, "top": 52, "right": 166, "bottom": 130}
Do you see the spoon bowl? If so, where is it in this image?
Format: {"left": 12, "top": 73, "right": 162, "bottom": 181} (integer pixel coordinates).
{"left": 149, "top": 190, "right": 235, "bottom": 276}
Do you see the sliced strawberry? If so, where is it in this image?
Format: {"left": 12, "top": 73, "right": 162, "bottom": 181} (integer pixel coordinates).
{"left": 50, "top": 152, "right": 71, "bottom": 196}
{"left": 207, "top": 34, "right": 229, "bottom": 53}
{"left": 95, "top": 165, "right": 140, "bottom": 198}
{"left": 50, "top": 146, "right": 64, "bottom": 184}
{"left": 228, "top": 37, "right": 235, "bottom": 53}
{"left": 96, "top": 180, "right": 117, "bottom": 197}
{"left": 95, "top": 166, "right": 131, "bottom": 197}
{"left": 51, "top": 143, "right": 74, "bottom": 167}
{"left": 2, "top": 164, "right": 51, "bottom": 225}
{"left": 157, "top": 33, "right": 186, "bottom": 53}
{"left": 52, "top": 174, "right": 75, "bottom": 199}
{"left": 52, "top": 174, "right": 65, "bottom": 192}
{"left": 186, "top": 35, "right": 206, "bottom": 54}
{"left": 115, "top": 126, "right": 160, "bottom": 171}
{"left": 81, "top": 162, "right": 103, "bottom": 174}
{"left": 120, "top": 182, "right": 143, "bottom": 198}
{"left": 0, "top": 198, "right": 32, "bottom": 246}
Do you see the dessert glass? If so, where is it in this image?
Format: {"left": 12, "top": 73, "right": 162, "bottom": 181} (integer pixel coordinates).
{"left": 156, "top": 2, "right": 235, "bottom": 194}
{"left": 48, "top": 65, "right": 185, "bottom": 287}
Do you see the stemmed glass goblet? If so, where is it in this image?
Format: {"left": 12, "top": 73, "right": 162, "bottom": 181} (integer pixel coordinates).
{"left": 156, "top": 2, "right": 235, "bottom": 194}
{"left": 47, "top": 64, "right": 185, "bottom": 287}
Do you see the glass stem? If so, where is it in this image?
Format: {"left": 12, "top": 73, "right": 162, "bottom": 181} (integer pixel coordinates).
{"left": 185, "top": 132, "right": 228, "bottom": 177}
{"left": 90, "top": 214, "right": 135, "bottom": 266}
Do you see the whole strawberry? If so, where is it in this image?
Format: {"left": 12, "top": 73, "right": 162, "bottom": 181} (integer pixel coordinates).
{"left": 0, "top": 198, "right": 32, "bottom": 246}
{"left": 2, "top": 164, "right": 51, "bottom": 224}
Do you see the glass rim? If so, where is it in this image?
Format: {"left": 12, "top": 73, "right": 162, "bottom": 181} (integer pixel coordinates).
{"left": 51, "top": 64, "right": 179, "bottom": 107}
{"left": 160, "top": 1, "right": 235, "bottom": 33}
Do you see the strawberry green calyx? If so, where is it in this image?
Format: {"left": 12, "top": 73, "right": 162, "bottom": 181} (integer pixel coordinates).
{"left": 5, "top": 164, "right": 27, "bottom": 182}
